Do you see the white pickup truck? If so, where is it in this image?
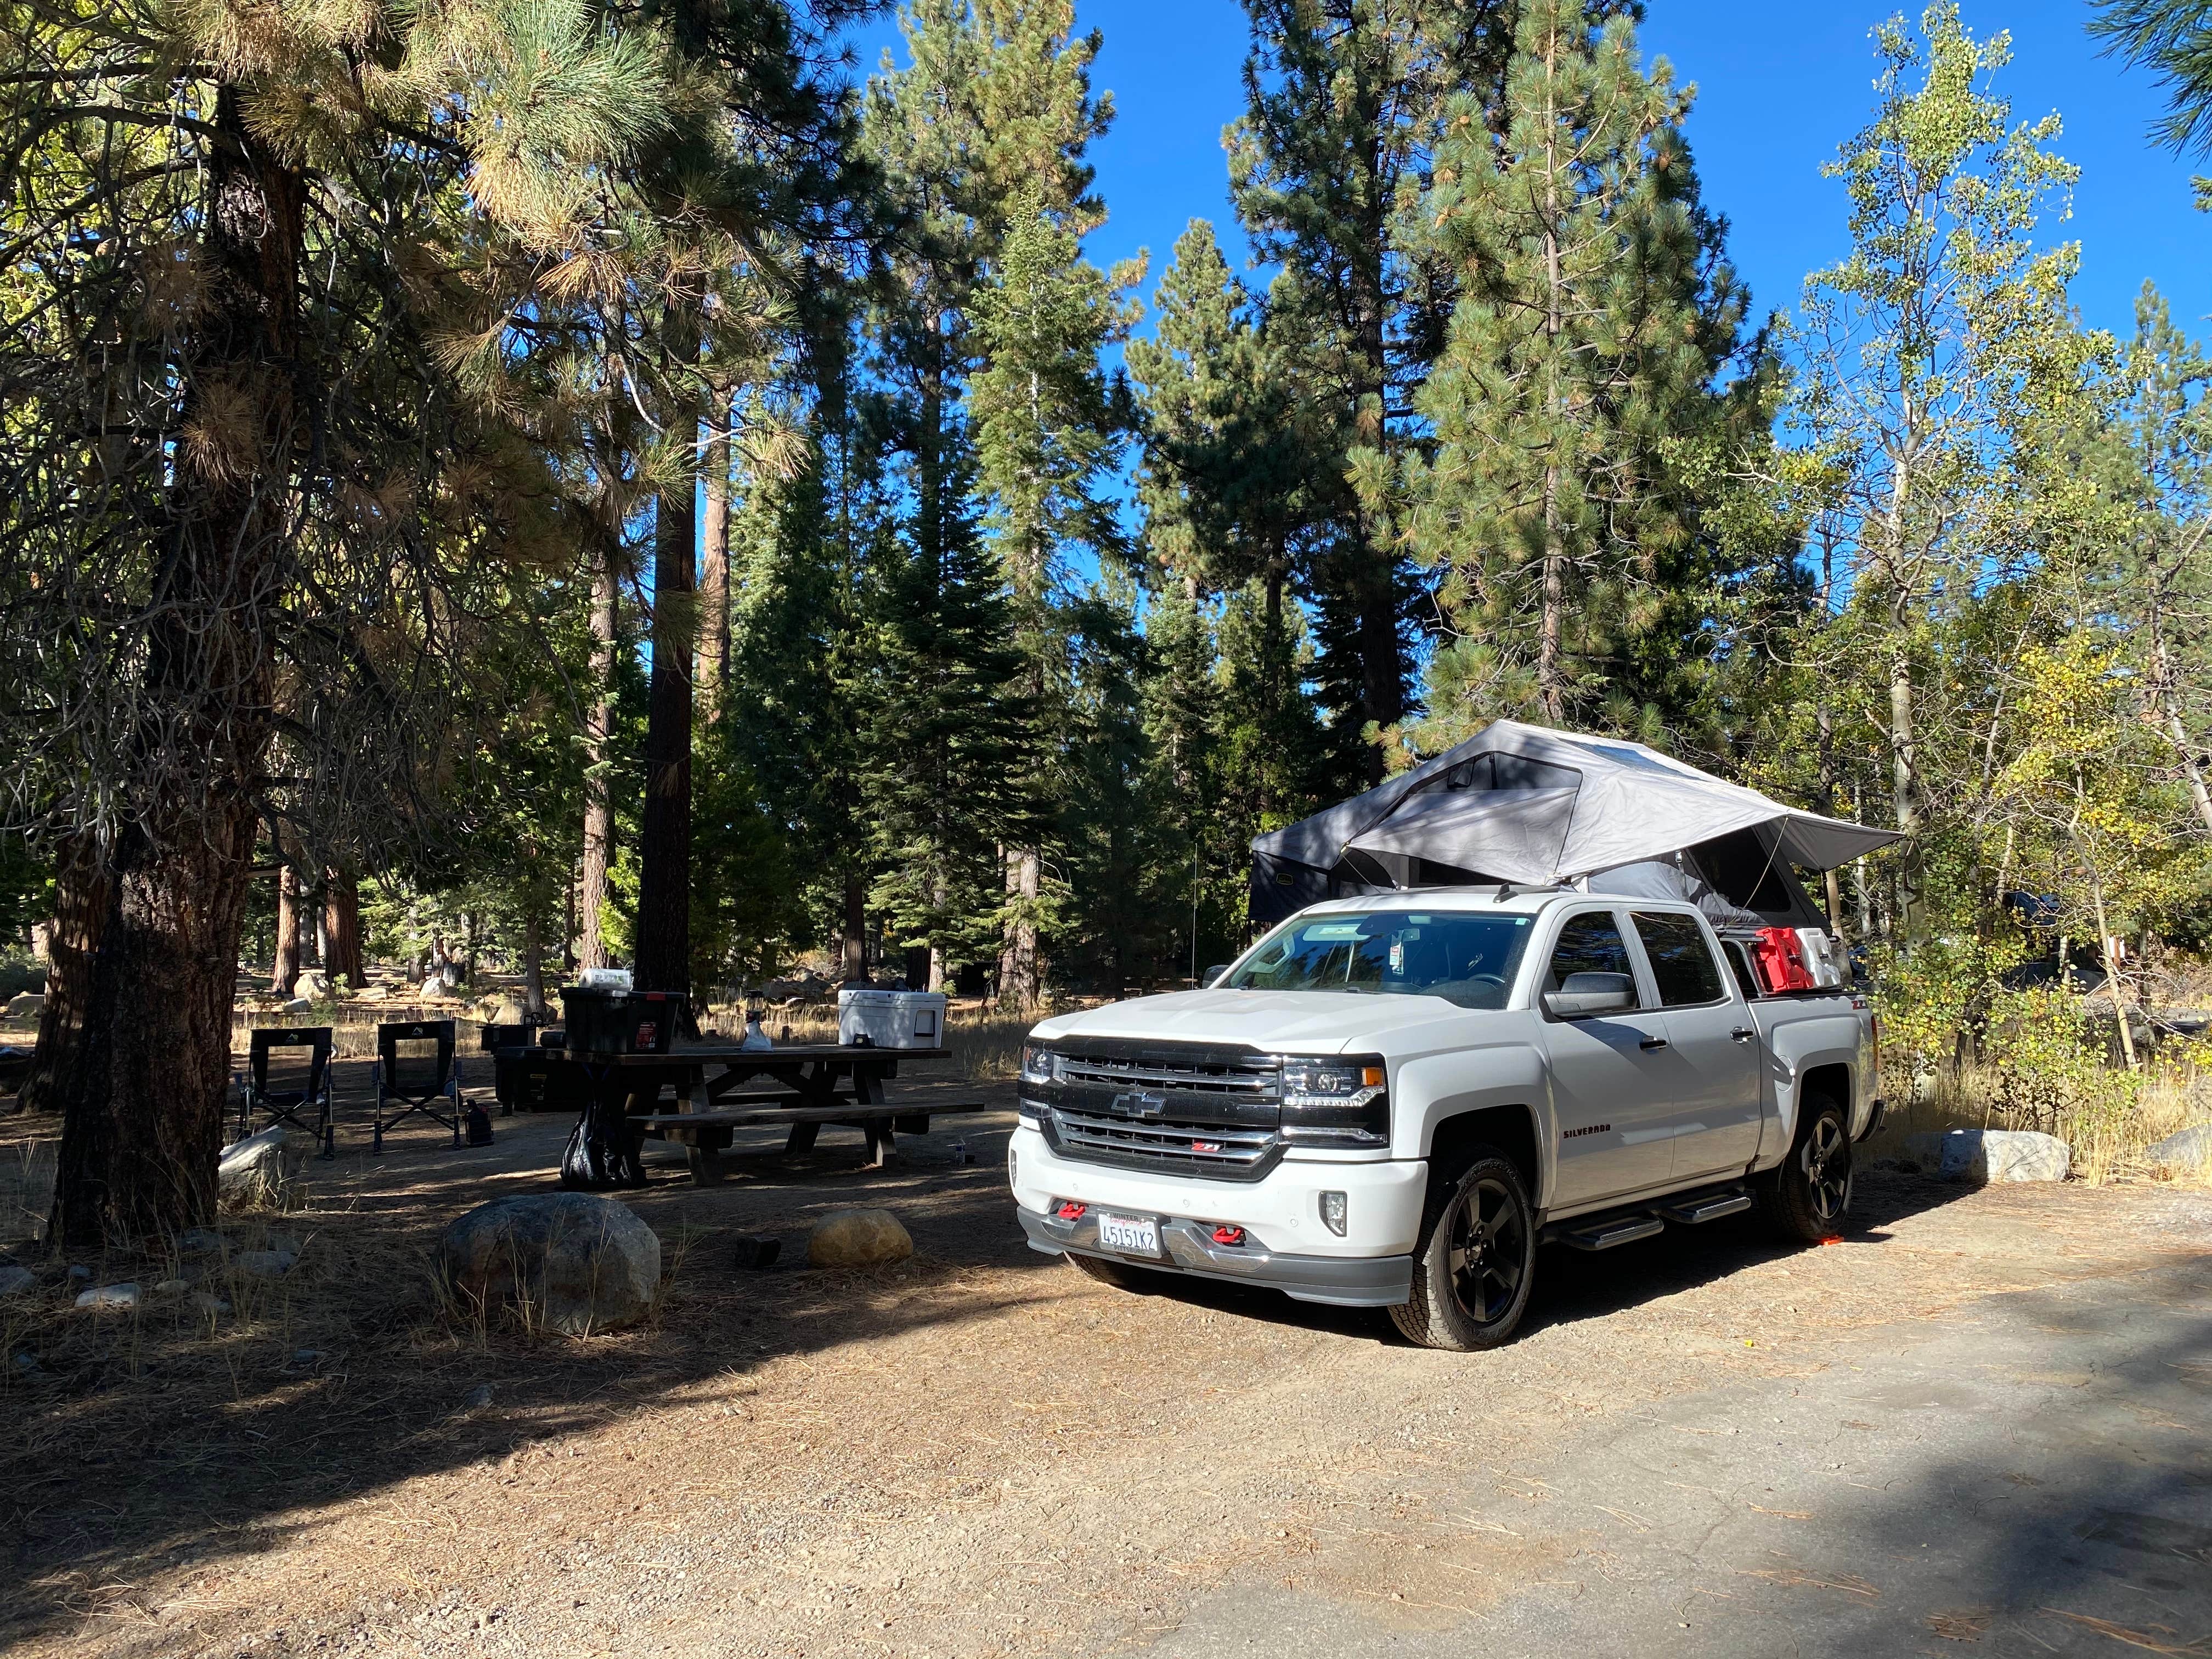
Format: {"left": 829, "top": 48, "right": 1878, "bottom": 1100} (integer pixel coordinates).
{"left": 1009, "top": 887, "right": 1882, "bottom": 1350}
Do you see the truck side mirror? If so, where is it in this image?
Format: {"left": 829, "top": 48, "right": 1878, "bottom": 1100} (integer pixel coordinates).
{"left": 1203, "top": 963, "right": 1231, "bottom": 988}
{"left": 1543, "top": 971, "right": 1635, "bottom": 1019}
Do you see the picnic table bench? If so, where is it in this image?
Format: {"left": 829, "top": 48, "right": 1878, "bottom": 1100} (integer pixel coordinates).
{"left": 568, "top": 1042, "right": 980, "bottom": 1185}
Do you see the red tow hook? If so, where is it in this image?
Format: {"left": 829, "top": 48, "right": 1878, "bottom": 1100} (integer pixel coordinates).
{"left": 1056, "top": 1200, "right": 1087, "bottom": 1221}
{"left": 1211, "top": 1225, "right": 1246, "bottom": 1247}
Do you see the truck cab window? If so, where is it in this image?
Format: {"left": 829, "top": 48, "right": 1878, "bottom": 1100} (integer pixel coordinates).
{"left": 1720, "top": 939, "right": 1760, "bottom": 1000}
{"left": 1547, "top": 912, "right": 1634, "bottom": 994}
{"left": 1223, "top": 910, "right": 1536, "bottom": 1008}
{"left": 1631, "top": 911, "right": 1727, "bottom": 1006}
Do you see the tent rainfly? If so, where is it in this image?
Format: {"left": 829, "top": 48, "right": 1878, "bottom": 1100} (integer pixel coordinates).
{"left": 1249, "top": 720, "right": 1903, "bottom": 930}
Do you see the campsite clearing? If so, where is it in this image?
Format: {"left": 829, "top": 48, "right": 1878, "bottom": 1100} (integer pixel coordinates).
{"left": 2, "top": 1086, "right": 2209, "bottom": 1659}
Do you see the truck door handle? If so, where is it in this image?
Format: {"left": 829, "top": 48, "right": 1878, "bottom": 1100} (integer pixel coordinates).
{"left": 1639, "top": 1036, "right": 1668, "bottom": 1052}
{"left": 1730, "top": 1027, "right": 1756, "bottom": 1042}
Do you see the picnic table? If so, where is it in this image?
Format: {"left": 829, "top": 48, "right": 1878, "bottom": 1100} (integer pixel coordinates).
{"left": 566, "top": 1042, "right": 975, "bottom": 1186}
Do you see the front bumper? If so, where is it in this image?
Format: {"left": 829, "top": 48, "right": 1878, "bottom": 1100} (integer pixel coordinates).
{"left": 1020, "top": 1206, "right": 1413, "bottom": 1306}
{"left": 1009, "top": 1121, "right": 1421, "bottom": 1307}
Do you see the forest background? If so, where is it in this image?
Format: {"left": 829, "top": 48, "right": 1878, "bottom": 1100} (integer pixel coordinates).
{"left": 9, "top": 0, "right": 2212, "bottom": 1243}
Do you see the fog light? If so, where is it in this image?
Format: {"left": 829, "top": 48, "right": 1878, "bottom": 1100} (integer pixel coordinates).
{"left": 1320, "top": 1190, "right": 1348, "bottom": 1237}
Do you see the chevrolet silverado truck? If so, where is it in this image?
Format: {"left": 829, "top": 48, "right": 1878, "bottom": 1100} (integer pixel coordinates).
{"left": 1009, "top": 888, "right": 1881, "bottom": 1350}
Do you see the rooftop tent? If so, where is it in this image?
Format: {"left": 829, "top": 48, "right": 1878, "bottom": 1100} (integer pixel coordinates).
{"left": 1248, "top": 719, "right": 1902, "bottom": 929}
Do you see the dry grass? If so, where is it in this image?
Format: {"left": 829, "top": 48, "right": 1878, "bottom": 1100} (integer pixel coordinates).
{"left": 1870, "top": 1055, "right": 2212, "bottom": 1186}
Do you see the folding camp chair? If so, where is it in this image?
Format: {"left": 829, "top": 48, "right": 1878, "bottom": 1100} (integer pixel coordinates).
{"left": 236, "top": 1026, "right": 337, "bottom": 1159}
{"left": 371, "top": 1019, "right": 461, "bottom": 1152}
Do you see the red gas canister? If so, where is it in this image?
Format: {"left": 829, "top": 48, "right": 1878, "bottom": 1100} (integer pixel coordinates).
{"left": 1750, "top": 927, "right": 1816, "bottom": 993}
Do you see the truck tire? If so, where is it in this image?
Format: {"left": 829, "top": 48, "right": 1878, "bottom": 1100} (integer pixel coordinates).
{"left": 1065, "top": 1250, "right": 1150, "bottom": 1290}
{"left": 1757, "top": 1094, "right": 1853, "bottom": 1244}
{"left": 1390, "top": 1152, "right": 1537, "bottom": 1351}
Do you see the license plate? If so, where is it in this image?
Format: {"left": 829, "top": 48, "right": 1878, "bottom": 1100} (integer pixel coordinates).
{"left": 1096, "top": 1211, "right": 1160, "bottom": 1256}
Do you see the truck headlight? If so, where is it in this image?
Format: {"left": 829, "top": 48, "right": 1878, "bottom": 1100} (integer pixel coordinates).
{"left": 1018, "top": 1043, "right": 1058, "bottom": 1122}
{"left": 1277, "top": 1054, "right": 1389, "bottom": 1148}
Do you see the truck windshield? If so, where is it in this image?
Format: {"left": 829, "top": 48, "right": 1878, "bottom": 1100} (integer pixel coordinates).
{"left": 1222, "top": 911, "right": 1535, "bottom": 1009}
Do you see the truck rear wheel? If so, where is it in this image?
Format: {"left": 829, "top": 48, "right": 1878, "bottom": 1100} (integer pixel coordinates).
{"left": 1757, "top": 1095, "right": 1853, "bottom": 1244}
{"left": 1391, "top": 1152, "right": 1536, "bottom": 1351}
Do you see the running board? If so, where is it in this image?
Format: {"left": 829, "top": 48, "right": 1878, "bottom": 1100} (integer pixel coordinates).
{"left": 1555, "top": 1215, "right": 1664, "bottom": 1252}
{"left": 1656, "top": 1191, "right": 1753, "bottom": 1225}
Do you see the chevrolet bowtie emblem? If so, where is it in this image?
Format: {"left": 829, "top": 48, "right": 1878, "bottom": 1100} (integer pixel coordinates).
{"left": 1112, "top": 1090, "right": 1166, "bottom": 1119}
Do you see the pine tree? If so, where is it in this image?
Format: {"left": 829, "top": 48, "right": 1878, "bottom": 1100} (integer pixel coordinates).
{"left": 1228, "top": 0, "right": 1528, "bottom": 781}
{"left": 1403, "top": 0, "right": 1754, "bottom": 747}
{"left": 865, "top": 455, "right": 1035, "bottom": 981}
{"left": 968, "top": 189, "right": 1139, "bottom": 1003}
{"left": 1130, "top": 221, "right": 1347, "bottom": 809}
{"left": 1, "top": 0, "right": 670, "bottom": 1245}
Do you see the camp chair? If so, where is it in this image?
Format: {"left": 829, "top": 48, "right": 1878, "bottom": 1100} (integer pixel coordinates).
{"left": 371, "top": 1018, "right": 461, "bottom": 1152}
{"left": 237, "top": 1026, "right": 336, "bottom": 1159}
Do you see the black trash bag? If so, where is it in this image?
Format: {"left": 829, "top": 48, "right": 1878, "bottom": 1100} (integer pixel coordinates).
{"left": 465, "top": 1103, "right": 494, "bottom": 1147}
{"left": 559, "top": 1093, "right": 646, "bottom": 1190}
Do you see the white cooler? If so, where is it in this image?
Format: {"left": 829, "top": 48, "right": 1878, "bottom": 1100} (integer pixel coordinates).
{"left": 838, "top": 989, "right": 947, "bottom": 1049}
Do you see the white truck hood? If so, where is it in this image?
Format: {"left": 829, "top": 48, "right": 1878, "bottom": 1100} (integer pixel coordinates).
{"left": 1031, "top": 989, "right": 1480, "bottom": 1054}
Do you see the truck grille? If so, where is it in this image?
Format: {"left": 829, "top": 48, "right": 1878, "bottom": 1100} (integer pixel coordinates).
{"left": 1047, "top": 1105, "right": 1282, "bottom": 1180}
{"left": 1056, "top": 1050, "right": 1277, "bottom": 1097}
{"left": 1039, "top": 1039, "right": 1284, "bottom": 1182}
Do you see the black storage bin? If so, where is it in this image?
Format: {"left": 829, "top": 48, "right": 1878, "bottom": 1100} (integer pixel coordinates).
{"left": 493, "top": 1046, "right": 595, "bottom": 1111}
{"left": 479, "top": 1020, "right": 545, "bottom": 1053}
{"left": 558, "top": 987, "right": 685, "bottom": 1056}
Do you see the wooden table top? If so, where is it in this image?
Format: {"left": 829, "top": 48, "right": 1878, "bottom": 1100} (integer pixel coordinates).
{"left": 571, "top": 1044, "right": 953, "bottom": 1066}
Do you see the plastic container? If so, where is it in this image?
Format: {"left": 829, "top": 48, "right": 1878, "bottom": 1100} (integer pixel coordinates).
{"left": 1748, "top": 928, "right": 1816, "bottom": 994}
{"left": 559, "top": 986, "right": 685, "bottom": 1056}
{"left": 837, "top": 989, "right": 947, "bottom": 1049}
{"left": 1796, "top": 928, "right": 1848, "bottom": 989}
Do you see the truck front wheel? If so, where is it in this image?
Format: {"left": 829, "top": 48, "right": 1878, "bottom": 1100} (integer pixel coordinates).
{"left": 1390, "top": 1152, "right": 1537, "bottom": 1351}
{"left": 1065, "top": 1250, "right": 1150, "bottom": 1290}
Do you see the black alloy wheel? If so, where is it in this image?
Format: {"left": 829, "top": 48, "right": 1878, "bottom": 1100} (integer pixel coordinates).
{"left": 1392, "top": 1152, "right": 1538, "bottom": 1351}
{"left": 1758, "top": 1094, "right": 1854, "bottom": 1244}
{"left": 1448, "top": 1173, "right": 1530, "bottom": 1325}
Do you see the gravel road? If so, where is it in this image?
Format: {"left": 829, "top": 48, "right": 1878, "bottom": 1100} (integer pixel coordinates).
{"left": 4, "top": 1089, "right": 2208, "bottom": 1659}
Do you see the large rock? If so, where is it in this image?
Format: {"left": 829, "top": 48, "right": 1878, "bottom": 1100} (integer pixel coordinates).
{"left": 76, "top": 1282, "right": 140, "bottom": 1311}
{"left": 2148, "top": 1124, "right": 2212, "bottom": 1175}
{"left": 218, "top": 1125, "right": 315, "bottom": 1209}
{"left": 294, "top": 969, "right": 330, "bottom": 1000}
{"left": 3, "top": 991, "right": 44, "bottom": 1021}
{"left": 0, "top": 1263, "right": 36, "bottom": 1299}
{"left": 1904, "top": 1128, "right": 2070, "bottom": 1184}
{"left": 807, "top": 1207, "right": 913, "bottom": 1269}
{"left": 436, "top": 1193, "right": 661, "bottom": 1336}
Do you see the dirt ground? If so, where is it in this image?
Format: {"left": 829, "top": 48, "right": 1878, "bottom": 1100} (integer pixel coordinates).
{"left": 3, "top": 1055, "right": 2210, "bottom": 1659}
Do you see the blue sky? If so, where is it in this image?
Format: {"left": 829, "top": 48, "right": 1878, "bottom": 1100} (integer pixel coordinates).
{"left": 842, "top": 0, "right": 2212, "bottom": 353}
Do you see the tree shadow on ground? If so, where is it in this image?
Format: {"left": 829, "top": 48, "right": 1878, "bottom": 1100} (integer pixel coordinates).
{"left": 1075, "top": 1165, "right": 1982, "bottom": 1347}
{"left": 0, "top": 1059, "right": 1059, "bottom": 1650}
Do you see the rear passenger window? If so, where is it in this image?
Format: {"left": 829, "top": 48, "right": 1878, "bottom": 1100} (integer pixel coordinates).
{"left": 1548, "top": 912, "right": 1634, "bottom": 992}
{"left": 1632, "top": 912, "right": 1727, "bottom": 1006}
{"left": 1721, "top": 940, "right": 1760, "bottom": 1001}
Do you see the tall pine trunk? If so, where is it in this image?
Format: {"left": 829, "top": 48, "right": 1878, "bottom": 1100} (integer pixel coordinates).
{"left": 523, "top": 909, "right": 547, "bottom": 1017}
{"left": 1000, "top": 848, "right": 1042, "bottom": 1008}
{"left": 48, "top": 88, "right": 302, "bottom": 1246}
{"left": 1536, "top": 26, "right": 1566, "bottom": 727}
{"left": 840, "top": 875, "right": 868, "bottom": 984}
{"left": 635, "top": 390, "right": 697, "bottom": 995}
{"left": 322, "top": 868, "right": 364, "bottom": 991}
{"left": 697, "top": 386, "right": 732, "bottom": 725}
{"left": 578, "top": 533, "right": 620, "bottom": 971}
{"left": 18, "top": 835, "right": 106, "bottom": 1118}
{"left": 271, "top": 855, "right": 303, "bottom": 995}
